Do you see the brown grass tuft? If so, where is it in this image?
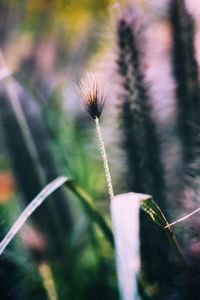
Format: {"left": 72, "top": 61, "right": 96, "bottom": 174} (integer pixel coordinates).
{"left": 77, "top": 73, "right": 106, "bottom": 119}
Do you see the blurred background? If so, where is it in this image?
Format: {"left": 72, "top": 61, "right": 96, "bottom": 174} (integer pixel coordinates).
{"left": 1, "top": 0, "right": 200, "bottom": 299}
{"left": 0, "top": 1, "right": 119, "bottom": 299}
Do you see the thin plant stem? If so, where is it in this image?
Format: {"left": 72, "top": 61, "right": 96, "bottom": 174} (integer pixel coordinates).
{"left": 95, "top": 117, "right": 114, "bottom": 201}
{"left": 165, "top": 206, "right": 200, "bottom": 228}
{"left": 38, "top": 262, "right": 58, "bottom": 300}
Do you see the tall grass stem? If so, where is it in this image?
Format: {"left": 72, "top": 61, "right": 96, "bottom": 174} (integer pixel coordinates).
{"left": 95, "top": 117, "right": 114, "bottom": 201}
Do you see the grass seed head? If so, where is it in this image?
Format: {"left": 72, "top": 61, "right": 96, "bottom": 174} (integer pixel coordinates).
{"left": 77, "top": 73, "right": 106, "bottom": 119}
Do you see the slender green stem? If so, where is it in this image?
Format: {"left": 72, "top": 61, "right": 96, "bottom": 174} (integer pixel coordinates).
{"left": 95, "top": 117, "right": 114, "bottom": 201}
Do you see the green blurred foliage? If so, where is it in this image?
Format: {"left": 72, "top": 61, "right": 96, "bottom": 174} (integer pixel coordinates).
{"left": 0, "top": 0, "right": 120, "bottom": 299}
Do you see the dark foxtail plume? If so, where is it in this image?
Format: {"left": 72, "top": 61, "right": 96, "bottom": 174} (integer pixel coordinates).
{"left": 116, "top": 9, "right": 177, "bottom": 300}
{"left": 117, "top": 15, "right": 150, "bottom": 193}
{"left": 170, "top": 0, "right": 200, "bottom": 164}
{"left": 116, "top": 10, "right": 165, "bottom": 203}
{"left": 170, "top": 2, "right": 200, "bottom": 298}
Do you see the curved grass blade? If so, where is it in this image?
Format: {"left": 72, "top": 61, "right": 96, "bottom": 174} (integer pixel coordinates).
{"left": 0, "top": 176, "right": 68, "bottom": 255}
{"left": 140, "top": 197, "right": 168, "bottom": 228}
{"left": 111, "top": 193, "right": 146, "bottom": 300}
{"left": 66, "top": 180, "right": 114, "bottom": 247}
{"left": 111, "top": 193, "right": 184, "bottom": 300}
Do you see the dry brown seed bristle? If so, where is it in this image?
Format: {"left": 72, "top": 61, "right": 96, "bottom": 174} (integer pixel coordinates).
{"left": 77, "top": 73, "right": 106, "bottom": 119}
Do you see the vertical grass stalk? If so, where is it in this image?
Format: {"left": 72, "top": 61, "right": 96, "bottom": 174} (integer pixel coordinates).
{"left": 95, "top": 117, "right": 114, "bottom": 201}
{"left": 77, "top": 73, "right": 114, "bottom": 201}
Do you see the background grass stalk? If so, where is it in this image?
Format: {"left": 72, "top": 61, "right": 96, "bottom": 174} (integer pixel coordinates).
{"left": 38, "top": 262, "right": 58, "bottom": 300}
{"left": 95, "top": 117, "right": 114, "bottom": 201}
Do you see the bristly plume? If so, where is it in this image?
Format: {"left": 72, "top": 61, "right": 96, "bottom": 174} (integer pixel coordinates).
{"left": 169, "top": 0, "right": 200, "bottom": 164}
{"left": 77, "top": 73, "right": 114, "bottom": 200}
{"left": 77, "top": 73, "right": 106, "bottom": 119}
{"left": 116, "top": 9, "right": 176, "bottom": 298}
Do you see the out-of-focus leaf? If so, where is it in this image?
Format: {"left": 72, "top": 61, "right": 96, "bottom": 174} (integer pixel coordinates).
{"left": 66, "top": 180, "right": 114, "bottom": 247}
{"left": 0, "top": 175, "right": 114, "bottom": 255}
{"left": 13, "top": 71, "right": 46, "bottom": 109}
{"left": 111, "top": 193, "right": 143, "bottom": 300}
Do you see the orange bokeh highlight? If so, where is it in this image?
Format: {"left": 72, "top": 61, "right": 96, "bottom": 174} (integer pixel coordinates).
{"left": 0, "top": 171, "right": 15, "bottom": 203}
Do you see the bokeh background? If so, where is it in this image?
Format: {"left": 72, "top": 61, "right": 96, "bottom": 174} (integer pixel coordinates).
{"left": 1, "top": 0, "right": 200, "bottom": 299}
{"left": 0, "top": 1, "right": 119, "bottom": 300}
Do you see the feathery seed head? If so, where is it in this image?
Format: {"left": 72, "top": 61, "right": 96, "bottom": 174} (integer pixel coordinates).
{"left": 77, "top": 73, "right": 106, "bottom": 119}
